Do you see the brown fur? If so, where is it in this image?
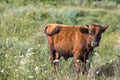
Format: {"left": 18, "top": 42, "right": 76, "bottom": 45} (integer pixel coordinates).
{"left": 45, "top": 24, "right": 108, "bottom": 80}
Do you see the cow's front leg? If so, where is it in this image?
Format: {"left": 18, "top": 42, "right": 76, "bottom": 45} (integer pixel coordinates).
{"left": 80, "top": 53, "right": 87, "bottom": 75}
{"left": 74, "top": 55, "right": 80, "bottom": 80}
{"left": 80, "top": 61, "right": 86, "bottom": 75}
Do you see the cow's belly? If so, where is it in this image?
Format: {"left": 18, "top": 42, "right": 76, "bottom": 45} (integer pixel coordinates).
{"left": 54, "top": 45, "right": 73, "bottom": 60}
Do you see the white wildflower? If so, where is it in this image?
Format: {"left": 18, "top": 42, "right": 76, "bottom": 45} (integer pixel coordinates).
{"left": 44, "top": 71, "right": 48, "bottom": 74}
{"left": 20, "top": 57, "right": 28, "bottom": 65}
{"left": 94, "top": 52, "right": 98, "bottom": 56}
{"left": 26, "top": 52, "right": 35, "bottom": 57}
{"left": 15, "top": 69, "right": 18, "bottom": 72}
{"left": 26, "top": 69, "right": 29, "bottom": 72}
{"left": 16, "top": 75, "right": 19, "bottom": 77}
{"left": 28, "top": 76, "right": 34, "bottom": 79}
{"left": 96, "top": 71, "right": 99, "bottom": 74}
{"left": 5, "top": 54, "right": 8, "bottom": 58}
{"left": 19, "top": 55, "right": 24, "bottom": 58}
{"left": 26, "top": 48, "right": 35, "bottom": 57}
{"left": 31, "top": 60, "right": 34, "bottom": 62}
{"left": 1, "top": 69, "right": 4, "bottom": 73}
{"left": 41, "top": 64, "right": 46, "bottom": 67}
{"left": 18, "top": 66, "right": 24, "bottom": 70}
{"left": 118, "top": 38, "right": 120, "bottom": 43}
{"left": 27, "top": 48, "right": 33, "bottom": 52}
{"left": 14, "top": 56, "right": 18, "bottom": 58}
{"left": 38, "top": 44, "right": 40, "bottom": 47}
{"left": 35, "top": 66, "right": 39, "bottom": 71}
{"left": 6, "top": 38, "right": 9, "bottom": 48}
{"left": 110, "top": 59, "right": 113, "bottom": 63}
{"left": 110, "top": 58, "right": 115, "bottom": 63}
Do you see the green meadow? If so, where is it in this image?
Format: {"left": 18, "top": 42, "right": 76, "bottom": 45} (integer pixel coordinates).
{"left": 0, "top": 0, "right": 120, "bottom": 80}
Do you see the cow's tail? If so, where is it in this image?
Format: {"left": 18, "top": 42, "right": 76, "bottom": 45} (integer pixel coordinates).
{"left": 44, "top": 25, "right": 61, "bottom": 36}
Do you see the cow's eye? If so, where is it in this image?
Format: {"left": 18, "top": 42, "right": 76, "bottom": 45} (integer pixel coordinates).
{"left": 89, "top": 31, "right": 94, "bottom": 35}
{"left": 92, "top": 30, "right": 95, "bottom": 34}
{"left": 89, "top": 30, "right": 95, "bottom": 35}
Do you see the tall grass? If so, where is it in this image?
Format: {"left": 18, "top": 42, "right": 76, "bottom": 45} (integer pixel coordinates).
{"left": 0, "top": 2, "right": 120, "bottom": 80}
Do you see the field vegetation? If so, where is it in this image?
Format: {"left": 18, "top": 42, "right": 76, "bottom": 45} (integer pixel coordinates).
{"left": 0, "top": 0, "right": 120, "bottom": 80}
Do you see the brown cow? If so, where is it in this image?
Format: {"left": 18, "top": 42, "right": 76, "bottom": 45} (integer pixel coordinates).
{"left": 45, "top": 24, "right": 108, "bottom": 80}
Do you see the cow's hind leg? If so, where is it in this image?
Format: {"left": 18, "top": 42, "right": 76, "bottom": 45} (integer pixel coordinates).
{"left": 49, "top": 49, "right": 56, "bottom": 70}
{"left": 53, "top": 52, "right": 61, "bottom": 71}
{"left": 50, "top": 49, "right": 60, "bottom": 71}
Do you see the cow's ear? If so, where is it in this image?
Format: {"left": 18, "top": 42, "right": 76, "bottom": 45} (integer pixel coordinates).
{"left": 102, "top": 26, "right": 108, "bottom": 32}
{"left": 80, "top": 27, "right": 89, "bottom": 34}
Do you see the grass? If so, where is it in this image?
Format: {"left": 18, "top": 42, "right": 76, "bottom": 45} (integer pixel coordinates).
{"left": 0, "top": 1, "right": 120, "bottom": 80}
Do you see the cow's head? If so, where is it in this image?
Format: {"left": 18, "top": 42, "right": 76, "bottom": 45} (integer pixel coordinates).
{"left": 88, "top": 24, "right": 108, "bottom": 47}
